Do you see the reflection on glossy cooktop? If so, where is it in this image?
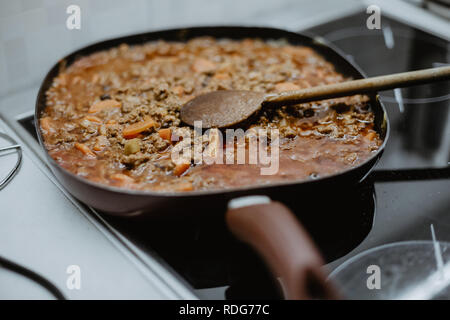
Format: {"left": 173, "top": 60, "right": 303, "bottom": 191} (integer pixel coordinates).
{"left": 98, "top": 180, "right": 375, "bottom": 298}
{"left": 307, "top": 13, "right": 449, "bottom": 170}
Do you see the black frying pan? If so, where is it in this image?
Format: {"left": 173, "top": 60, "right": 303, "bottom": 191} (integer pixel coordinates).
{"left": 35, "top": 26, "right": 389, "bottom": 299}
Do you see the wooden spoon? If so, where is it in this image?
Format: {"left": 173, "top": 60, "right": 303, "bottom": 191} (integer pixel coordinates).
{"left": 180, "top": 66, "right": 450, "bottom": 128}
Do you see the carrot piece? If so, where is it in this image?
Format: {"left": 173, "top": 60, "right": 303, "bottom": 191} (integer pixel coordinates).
{"left": 91, "top": 74, "right": 100, "bottom": 84}
{"left": 174, "top": 182, "right": 194, "bottom": 191}
{"left": 71, "top": 76, "right": 81, "bottom": 85}
{"left": 121, "top": 133, "right": 146, "bottom": 139}
{"left": 110, "top": 173, "right": 135, "bottom": 187}
{"left": 93, "top": 135, "right": 108, "bottom": 151}
{"left": 88, "top": 99, "right": 121, "bottom": 113}
{"left": 275, "top": 82, "right": 301, "bottom": 92}
{"left": 111, "top": 173, "right": 134, "bottom": 183}
{"left": 173, "top": 163, "right": 190, "bottom": 177}
{"left": 40, "top": 117, "right": 55, "bottom": 134}
{"left": 365, "top": 131, "right": 377, "bottom": 141}
{"left": 282, "top": 46, "right": 314, "bottom": 57}
{"left": 105, "top": 120, "right": 118, "bottom": 129}
{"left": 192, "top": 58, "right": 216, "bottom": 73}
{"left": 74, "top": 142, "right": 96, "bottom": 157}
{"left": 122, "top": 116, "right": 156, "bottom": 139}
{"left": 172, "top": 86, "right": 184, "bottom": 95}
{"left": 58, "top": 74, "right": 67, "bottom": 86}
{"left": 84, "top": 115, "right": 102, "bottom": 123}
{"left": 158, "top": 128, "right": 172, "bottom": 142}
{"left": 213, "top": 72, "right": 230, "bottom": 80}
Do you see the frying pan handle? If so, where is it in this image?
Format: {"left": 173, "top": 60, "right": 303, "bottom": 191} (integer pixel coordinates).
{"left": 226, "top": 196, "right": 339, "bottom": 300}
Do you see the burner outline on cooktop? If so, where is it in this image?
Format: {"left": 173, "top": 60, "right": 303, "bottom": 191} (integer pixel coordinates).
{"left": 322, "top": 26, "right": 450, "bottom": 104}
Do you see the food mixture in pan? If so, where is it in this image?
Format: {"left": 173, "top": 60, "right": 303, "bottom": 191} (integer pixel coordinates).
{"left": 41, "top": 37, "right": 382, "bottom": 192}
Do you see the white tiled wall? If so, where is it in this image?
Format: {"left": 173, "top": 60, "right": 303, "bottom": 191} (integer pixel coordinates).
{"left": 0, "top": 0, "right": 362, "bottom": 98}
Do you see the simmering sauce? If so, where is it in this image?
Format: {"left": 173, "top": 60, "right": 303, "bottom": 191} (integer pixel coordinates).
{"left": 41, "top": 37, "right": 382, "bottom": 192}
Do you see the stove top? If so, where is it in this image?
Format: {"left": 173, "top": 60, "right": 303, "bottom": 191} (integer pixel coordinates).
{"left": 13, "top": 11, "right": 450, "bottom": 299}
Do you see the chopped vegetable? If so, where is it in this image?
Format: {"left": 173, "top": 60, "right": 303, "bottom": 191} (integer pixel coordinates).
{"left": 58, "top": 74, "right": 67, "bottom": 86}
{"left": 84, "top": 115, "right": 102, "bottom": 123}
{"left": 172, "top": 86, "right": 184, "bottom": 95}
{"left": 93, "top": 135, "right": 108, "bottom": 151}
{"left": 158, "top": 128, "right": 172, "bottom": 142}
{"left": 40, "top": 117, "right": 55, "bottom": 134}
{"left": 174, "top": 182, "right": 194, "bottom": 191}
{"left": 105, "top": 120, "right": 118, "bottom": 130}
{"left": 365, "top": 131, "right": 377, "bottom": 141}
{"left": 124, "top": 138, "right": 141, "bottom": 155}
{"left": 282, "top": 46, "right": 314, "bottom": 57}
{"left": 91, "top": 74, "right": 100, "bottom": 84}
{"left": 192, "top": 58, "right": 216, "bottom": 73}
{"left": 71, "top": 76, "right": 81, "bottom": 85}
{"left": 74, "top": 142, "right": 96, "bottom": 157}
{"left": 122, "top": 116, "right": 156, "bottom": 139}
{"left": 213, "top": 72, "right": 230, "bottom": 80}
{"left": 88, "top": 99, "right": 121, "bottom": 113}
{"left": 275, "top": 82, "right": 301, "bottom": 92}
{"left": 110, "top": 173, "right": 135, "bottom": 186}
{"left": 173, "top": 163, "right": 190, "bottom": 176}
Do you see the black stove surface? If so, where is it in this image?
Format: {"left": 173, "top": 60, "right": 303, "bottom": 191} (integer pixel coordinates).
{"left": 100, "top": 180, "right": 375, "bottom": 299}
{"left": 307, "top": 13, "right": 450, "bottom": 171}
{"left": 21, "top": 11, "right": 449, "bottom": 299}
{"left": 304, "top": 10, "right": 450, "bottom": 290}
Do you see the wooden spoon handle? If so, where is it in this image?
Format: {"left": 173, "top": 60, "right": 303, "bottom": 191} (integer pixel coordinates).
{"left": 265, "top": 66, "right": 450, "bottom": 105}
